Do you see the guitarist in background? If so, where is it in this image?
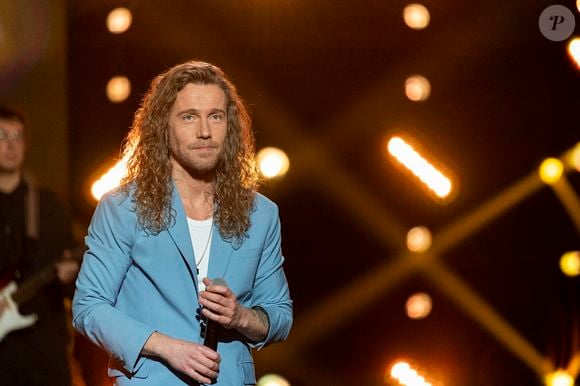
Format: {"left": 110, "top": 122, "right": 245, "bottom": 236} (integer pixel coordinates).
{"left": 0, "top": 106, "right": 80, "bottom": 385}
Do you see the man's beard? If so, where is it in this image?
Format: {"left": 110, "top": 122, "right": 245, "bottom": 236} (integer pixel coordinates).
{"left": 173, "top": 146, "right": 224, "bottom": 178}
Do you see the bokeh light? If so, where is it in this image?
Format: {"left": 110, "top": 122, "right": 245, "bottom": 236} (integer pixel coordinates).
{"left": 405, "top": 75, "right": 431, "bottom": 102}
{"left": 390, "top": 361, "right": 411, "bottom": 379}
{"left": 106, "top": 7, "right": 133, "bottom": 34}
{"left": 106, "top": 75, "right": 131, "bottom": 103}
{"left": 538, "top": 158, "right": 564, "bottom": 185}
{"left": 567, "top": 142, "right": 580, "bottom": 171}
{"left": 560, "top": 251, "right": 580, "bottom": 277}
{"left": 568, "top": 38, "right": 580, "bottom": 68}
{"left": 406, "top": 226, "right": 432, "bottom": 253}
{"left": 91, "top": 157, "right": 128, "bottom": 201}
{"left": 257, "top": 373, "right": 291, "bottom": 386}
{"left": 388, "top": 136, "right": 453, "bottom": 199}
{"left": 388, "top": 360, "right": 433, "bottom": 386}
{"left": 403, "top": 4, "right": 430, "bottom": 30}
{"left": 545, "top": 370, "right": 574, "bottom": 386}
{"left": 257, "top": 147, "right": 290, "bottom": 179}
{"left": 406, "top": 292, "right": 433, "bottom": 320}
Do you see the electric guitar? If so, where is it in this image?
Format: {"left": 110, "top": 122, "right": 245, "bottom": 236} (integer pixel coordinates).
{"left": 0, "top": 248, "right": 82, "bottom": 341}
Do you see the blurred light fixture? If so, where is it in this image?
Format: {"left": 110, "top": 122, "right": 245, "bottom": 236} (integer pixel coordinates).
{"left": 388, "top": 361, "right": 434, "bottom": 386}
{"left": 577, "top": 0, "right": 580, "bottom": 13}
{"left": 560, "top": 251, "right": 580, "bottom": 277}
{"left": 405, "top": 292, "right": 433, "bottom": 320}
{"left": 107, "top": 7, "right": 133, "bottom": 34}
{"left": 106, "top": 76, "right": 131, "bottom": 103}
{"left": 387, "top": 136, "right": 453, "bottom": 199}
{"left": 545, "top": 370, "right": 574, "bottom": 386}
{"left": 390, "top": 362, "right": 412, "bottom": 380}
{"left": 91, "top": 156, "right": 128, "bottom": 201}
{"left": 539, "top": 158, "right": 564, "bottom": 185}
{"left": 257, "top": 373, "right": 290, "bottom": 386}
{"left": 406, "top": 226, "right": 432, "bottom": 253}
{"left": 568, "top": 38, "right": 580, "bottom": 68}
{"left": 405, "top": 75, "right": 431, "bottom": 102}
{"left": 567, "top": 142, "right": 580, "bottom": 171}
{"left": 403, "top": 4, "right": 430, "bottom": 30}
{"left": 256, "top": 147, "right": 290, "bottom": 179}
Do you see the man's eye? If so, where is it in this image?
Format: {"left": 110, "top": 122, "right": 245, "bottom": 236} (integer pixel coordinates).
{"left": 182, "top": 114, "right": 195, "bottom": 121}
{"left": 210, "top": 114, "right": 224, "bottom": 121}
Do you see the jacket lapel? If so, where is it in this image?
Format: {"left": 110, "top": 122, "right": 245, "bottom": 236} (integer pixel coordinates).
{"left": 207, "top": 222, "right": 234, "bottom": 281}
{"left": 166, "top": 183, "right": 199, "bottom": 293}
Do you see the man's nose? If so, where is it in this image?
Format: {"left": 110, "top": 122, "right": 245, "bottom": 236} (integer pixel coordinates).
{"left": 6, "top": 139, "right": 18, "bottom": 149}
{"left": 197, "top": 118, "right": 211, "bottom": 138}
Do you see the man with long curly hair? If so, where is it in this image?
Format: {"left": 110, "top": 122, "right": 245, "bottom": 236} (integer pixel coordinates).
{"left": 73, "top": 61, "right": 293, "bottom": 385}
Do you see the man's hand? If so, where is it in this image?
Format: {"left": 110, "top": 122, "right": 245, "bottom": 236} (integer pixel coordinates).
{"left": 142, "top": 332, "right": 220, "bottom": 384}
{"left": 199, "top": 278, "right": 246, "bottom": 330}
{"left": 55, "top": 249, "right": 80, "bottom": 284}
{"left": 200, "top": 278, "right": 269, "bottom": 342}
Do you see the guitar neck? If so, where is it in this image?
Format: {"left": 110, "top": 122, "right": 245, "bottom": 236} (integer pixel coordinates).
{"left": 12, "top": 267, "right": 57, "bottom": 306}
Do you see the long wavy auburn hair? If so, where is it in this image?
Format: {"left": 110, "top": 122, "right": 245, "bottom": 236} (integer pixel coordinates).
{"left": 120, "top": 61, "right": 259, "bottom": 241}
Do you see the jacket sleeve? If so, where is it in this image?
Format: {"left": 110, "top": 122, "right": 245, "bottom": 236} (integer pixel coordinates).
{"left": 250, "top": 203, "right": 293, "bottom": 349}
{"left": 72, "top": 192, "right": 155, "bottom": 374}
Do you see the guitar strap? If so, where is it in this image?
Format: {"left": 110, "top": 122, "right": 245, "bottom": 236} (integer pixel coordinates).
{"left": 23, "top": 174, "right": 39, "bottom": 241}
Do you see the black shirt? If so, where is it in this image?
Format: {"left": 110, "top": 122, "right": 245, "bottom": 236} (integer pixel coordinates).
{"left": 0, "top": 181, "right": 27, "bottom": 275}
{"left": 0, "top": 181, "right": 76, "bottom": 384}
{"left": 0, "top": 180, "right": 74, "bottom": 343}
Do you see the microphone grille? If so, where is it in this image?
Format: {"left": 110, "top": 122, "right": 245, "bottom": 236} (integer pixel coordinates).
{"left": 211, "top": 278, "right": 227, "bottom": 287}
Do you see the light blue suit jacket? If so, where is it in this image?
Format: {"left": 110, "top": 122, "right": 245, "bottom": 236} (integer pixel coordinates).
{"left": 72, "top": 184, "right": 292, "bottom": 385}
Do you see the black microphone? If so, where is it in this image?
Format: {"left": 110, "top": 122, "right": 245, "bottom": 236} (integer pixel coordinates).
{"left": 203, "top": 278, "right": 227, "bottom": 350}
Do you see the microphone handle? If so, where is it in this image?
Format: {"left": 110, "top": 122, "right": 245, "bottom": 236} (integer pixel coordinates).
{"left": 203, "top": 320, "right": 219, "bottom": 350}
{"left": 202, "top": 278, "right": 227, "bottom": 350}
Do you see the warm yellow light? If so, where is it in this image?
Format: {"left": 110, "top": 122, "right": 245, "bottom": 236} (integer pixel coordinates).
{"left": 106, "top": 76, "right": 131, "bottom": 103}
{"left": 390, "top": 362, "right": 411, "bottom": 379}
{"left": 388, "top": 136, "right": 452, "bottom": 198}
{"left": 257, "top": 147, "right": 290, "bottom": 179}
{"left": 406, "top": 292, "right": 433, "bottom": 320}
{"left": 567, "top": 142, "right": 580, "bottom": 171}
{"left": 406, "top": 226, "right": 432, "bottom": 252}
{"left": 91, "top": 157, "right": 128, "bottom": 201}
{"left": 389, "top": 360, "right": 433, "bottom": 386}
{"left": 107, "top": 7, "right": 133, "bottom": 34}
{"left": 568, "top": 38, "right": 580, "bottom": 69}
{"left": 257, "top": 373, "right": 290, "bottom": 386}
{"left": 577, "top": 0, "right": 580, "bottom": 12}
{"left": 539, "top": 158, "right": 564, "bottom": 184}
{"left": 405, "top": 75, "right": 431, "bottom": 102}
{"left": 560, "top": 251, "right": 580, "bottom": 277}
{"left": 545, "top": 370, "right": 574, "bottom": 386}
{"left": 403, "top": 4, "right": 430, "bottom": 30}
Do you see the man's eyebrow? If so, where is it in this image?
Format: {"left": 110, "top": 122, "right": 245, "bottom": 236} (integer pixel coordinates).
{"left": 175, "top": 108, "right": 226, "bottom": 116}
{"left": 175, "top": 108, "right": 199, "bottom": 116}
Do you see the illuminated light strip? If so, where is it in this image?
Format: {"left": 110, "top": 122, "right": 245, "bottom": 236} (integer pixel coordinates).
{"left": 565, "top": 142, "right": 580, "bottom": 172}
{"left": 388, "top": 136, "right": 452, "bottom": 198}
{"left": 547, "top": 176, "right": 580, "bottom": 235}
{"left": 389, "top": 361, "right": 434, "bottom": 386}
{"left": 566, "top": 350, "right": 580, "bottom": 378}
{"left": 91, "top": 156, "right": 129, "bottom": 200}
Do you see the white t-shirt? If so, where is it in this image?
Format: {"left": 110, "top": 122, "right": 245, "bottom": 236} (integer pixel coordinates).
{"left": 186, "top": 217, "right": 213, "bottom": 291}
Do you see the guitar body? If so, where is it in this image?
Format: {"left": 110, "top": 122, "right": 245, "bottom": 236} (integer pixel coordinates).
{"left": 0, "top": 281, "right": 38, "bottom": 342}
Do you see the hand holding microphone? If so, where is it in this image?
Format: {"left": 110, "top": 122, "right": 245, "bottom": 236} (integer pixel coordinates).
{"left": 200, "top": 278, "right": 255, "bottom": 349}
{"left": 201, "top": 278, "right": 227, "bottom": 350}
